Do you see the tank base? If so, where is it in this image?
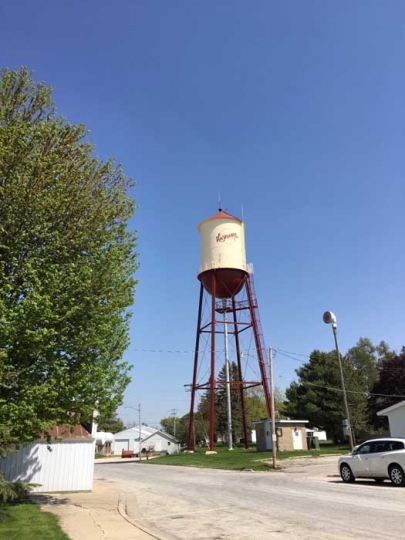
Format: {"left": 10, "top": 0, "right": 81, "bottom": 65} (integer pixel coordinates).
{"left": 198, "top": 268, "right": 247, "bottom": 299}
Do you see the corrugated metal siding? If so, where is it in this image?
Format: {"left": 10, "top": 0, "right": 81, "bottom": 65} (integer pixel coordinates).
{"left": 0, "top": 440, "right": 95, "bottom": 492}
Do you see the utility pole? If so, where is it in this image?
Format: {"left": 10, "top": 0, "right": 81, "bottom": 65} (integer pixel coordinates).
{"left": 223, "top": 299, "right": 233, "bottom": 450}
{"left": 323, "top": 312, "right": 355, "bottom": 450}
{"left": 170, "top": 408, "right": 178, "bottom": 438}
{"left": 269, "top": 347, "right": 277, "bottom": 469}
{"left": 331, "top": 324, "right": 355, "bottom": 450}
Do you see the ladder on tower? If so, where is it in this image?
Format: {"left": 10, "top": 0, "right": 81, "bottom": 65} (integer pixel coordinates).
{"left": 247, "top": 272, "right": 267, "bottom": 358}
{"left": 245, "top": 271, "right": 272, "bottom": 419}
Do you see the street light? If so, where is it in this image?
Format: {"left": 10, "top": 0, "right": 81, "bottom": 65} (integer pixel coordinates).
{"left": 322, "top": 311, "right": 355, "bottom": 450}
{"left": 125, "top": 404, "right": 142, "bottom": 459}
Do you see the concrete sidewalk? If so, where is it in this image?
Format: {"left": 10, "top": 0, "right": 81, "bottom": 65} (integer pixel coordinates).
{"left": 36, "top": 480, "right": 163, "bottom": 540}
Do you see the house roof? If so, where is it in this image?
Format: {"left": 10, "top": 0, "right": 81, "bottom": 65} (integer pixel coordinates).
{"left": 142, "top": 430, "right": 180, "bottom": 444}
{"left": 377, "top": 399, "right": 405, "bottom": 416}
{"left": 113, "top": 425, "right": 157, "bottom": 439}
{"left": 41, "top": 424, "right": 93, "bottom": 441}
{"left": 113, "top": 425, "right": 179, "bottom": 443}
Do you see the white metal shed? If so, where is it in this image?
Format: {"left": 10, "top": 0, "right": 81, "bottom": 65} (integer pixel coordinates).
{"left": 0, "top": 425, "right": 95, "bottom": 493}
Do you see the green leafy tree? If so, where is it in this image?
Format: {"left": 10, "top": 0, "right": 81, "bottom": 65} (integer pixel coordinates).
{"left": 368, "top": 349, "right": 405, "bottom": 430}
{"left": 343, "top": 338, "right": 380, "bottom": 434}
{"left": 160, "top": 413, "right": 207, "bottom": 445}
{"left": 274, "top": 387, "right": 287, "bottom": 418}
{"left": 215, "top": 361, "right": 243, "bottom": 442}
{"left": 245, "top": 386, "right": 285, "bottom": 425}
{"left": 284, "top": 339, "right": 383, "bottom": 442}
{"left": 96, "top": 412, "right": 126, "bottom": 434}
{"left": 284, "top": 350, "right": 345, "bottom": 442}
{"left": 245, "top": 387, "right": 268, "bottom": 425}
{"left": 160, "top": 416, "right": 179, "bottom": 438}
{"left": 196, "top": 391, "right": 211, "bottom": 442}
{"left": 0, "top": 67, "right": 138, "bottom": 453}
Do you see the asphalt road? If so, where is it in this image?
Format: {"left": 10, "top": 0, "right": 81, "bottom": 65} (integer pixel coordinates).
{"left": 95, "top": 457, "right": 405, "bottom": 540}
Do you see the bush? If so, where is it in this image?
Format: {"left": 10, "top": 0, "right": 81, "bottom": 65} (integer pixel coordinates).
{"left": 0, "top": 472, "right": 35, "bottom": 521}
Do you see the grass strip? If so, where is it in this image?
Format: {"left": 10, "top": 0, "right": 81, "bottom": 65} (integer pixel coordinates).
{"left": 142, "top": 444, "right": 349, "bottom": 471}
{"left": 0, "top": 500, "right": 69, "bottom": 540}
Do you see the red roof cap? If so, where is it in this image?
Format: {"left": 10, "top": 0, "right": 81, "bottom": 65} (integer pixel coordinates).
{"left": 198, "top": 208, "right": 242, "bottom": 231}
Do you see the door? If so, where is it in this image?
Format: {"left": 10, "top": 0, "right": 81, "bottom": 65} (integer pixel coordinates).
{"left": 368, "top": 440, "right": 404, "bottom": 477}
{"left": 154, "top": 440, "right": 162, "bottom": 452}
{"left": 292, "top": 428, "right": 303, "bottom": 450}
{"left": 351, "top": 441, "right": 374, "bottom": 476}
{"left": 114, "top": 439, "right": 129, "bottom": 455}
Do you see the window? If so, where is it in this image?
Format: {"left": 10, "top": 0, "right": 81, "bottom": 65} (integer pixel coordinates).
{"left": 168, "top": 442, "right": 171, "bottom": 446}
{"left": 357, "top": 443, "right": 372, "bottom": 455}
{"left": 374, "top": 443, "right": 388, "bottom": 453}
{"left": 389, "top": 441, "right": 404, "bottom": 451}
{"left": 374, "top": 440, "right": 404, "bottom": 453}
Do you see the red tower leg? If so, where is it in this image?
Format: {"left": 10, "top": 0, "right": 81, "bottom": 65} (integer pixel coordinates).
{"left": 187, "top": 283, "right": 204, "bottom": 451}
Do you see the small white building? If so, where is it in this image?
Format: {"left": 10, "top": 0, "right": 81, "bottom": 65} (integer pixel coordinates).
{"left": 377, "top": 400, "right": 405, "bottom": 438}
{"left": 254, "top": 419, "right": 309, "bottom": 452}
{"left": 0, "top": 425, "right": 95, "bottom": 493}
{"left": 306, "top": 427, "right": 327, "bottom": 441}
{"left": 113, "top": 425, "right": 180, "bottom": 455}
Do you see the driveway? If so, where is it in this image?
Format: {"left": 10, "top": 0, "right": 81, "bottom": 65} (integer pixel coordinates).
{"left": 95, "top": 457, "right": 405, "bottom": 540}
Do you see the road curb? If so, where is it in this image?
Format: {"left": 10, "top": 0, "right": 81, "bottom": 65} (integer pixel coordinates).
{"left": 117, "top": 489, "right": 176, "bottom": 540}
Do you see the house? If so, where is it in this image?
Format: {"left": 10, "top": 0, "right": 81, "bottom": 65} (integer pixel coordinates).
{"left": 95, "top": 431, "right": 114, "bottom": 455}
{"left": 113, "top": 425, "right": 180, "bottom": 455}
{"left": 377, "top": 400, "right": 405, "bottom": 438}
{"left": 254, "top": 419, "right": 309, "bottom": 452}
{"left": 0, "top": 425, "right": 95, "bottom": 493}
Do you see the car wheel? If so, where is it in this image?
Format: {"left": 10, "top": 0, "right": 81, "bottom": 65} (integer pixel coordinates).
{"left": 389, "top": 464, "right": 405, "bottom": 487}
{"left": 340, "top": 463, "right": 355, "bottom": 483}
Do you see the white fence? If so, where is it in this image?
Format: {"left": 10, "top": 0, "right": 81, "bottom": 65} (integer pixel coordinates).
{"left": 0, "top": 439, "right": 95, "bottom": 492}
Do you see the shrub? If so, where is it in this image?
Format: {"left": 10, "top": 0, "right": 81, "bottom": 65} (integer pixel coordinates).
{"left": 0, "top": 472, "right": 35, "bottom": 521}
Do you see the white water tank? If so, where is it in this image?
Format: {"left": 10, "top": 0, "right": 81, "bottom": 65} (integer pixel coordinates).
{"left": 197, "top": 209, "right": 249, "bottom": 298}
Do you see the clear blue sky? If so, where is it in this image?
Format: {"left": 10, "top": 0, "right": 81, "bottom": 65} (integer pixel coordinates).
{"left": 2, "top": 1, "right": 405, "bottom": 427}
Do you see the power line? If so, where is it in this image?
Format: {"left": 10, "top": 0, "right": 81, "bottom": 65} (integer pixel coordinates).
{"left": 130, "top": 345, "right": 405, "bottom": 407}
{"left": 275, "top": 348, "right": 310, "bottom": 358}
{"left": 275, "top": 349, "right": 405, "bottom": 372}
{"left": 274, "top": 350, "right": 307, "bottom": 364}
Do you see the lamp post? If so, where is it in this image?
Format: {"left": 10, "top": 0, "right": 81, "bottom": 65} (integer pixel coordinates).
{"left": 269, "top": 347, "right": 277, "bottom": 469}
{"left": 125, "top": 404, "right": 142, "bottom": 459}
{"left": 323, "top": 311, "right": 355, "bottom": 450}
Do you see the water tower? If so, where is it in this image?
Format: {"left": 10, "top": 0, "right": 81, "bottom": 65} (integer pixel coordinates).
{"left": 187, "top": 208, "right": 272, "bottom": 452}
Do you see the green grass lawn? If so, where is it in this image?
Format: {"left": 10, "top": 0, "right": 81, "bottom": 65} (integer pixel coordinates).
{"left": 142, "top": 443, "right": 349, "bottom": 471}
{"left": 0, "top": 501, "right": 69, "bottom": 540}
